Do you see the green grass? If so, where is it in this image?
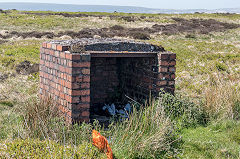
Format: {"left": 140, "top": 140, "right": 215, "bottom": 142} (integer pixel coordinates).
{"left": 0, "top": 139, "right": 106, "bottom": 158}
{"left": 0, "top": 103, "right": 20, "bottom": 140}
{"left": 181, "top": 120, "right": 240, "bottom": 159}
{"left": 0, "top": 40, "right": 41, "bottom": 70}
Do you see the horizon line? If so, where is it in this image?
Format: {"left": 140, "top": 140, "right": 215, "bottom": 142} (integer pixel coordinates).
{"left": 0, "top": 1, "right": 239, "bottom": 10}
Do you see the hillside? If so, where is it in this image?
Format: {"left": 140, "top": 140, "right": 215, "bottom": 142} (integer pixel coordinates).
{"left": 0, "top": 2, "right": 240, "bottom": 13}
{"left": 0, "top": 10, "right": 240, "bottom": 158}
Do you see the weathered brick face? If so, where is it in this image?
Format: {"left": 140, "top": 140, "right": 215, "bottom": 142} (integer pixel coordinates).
{"left": 39, "top": 39, "right": 176, "bottom": 124}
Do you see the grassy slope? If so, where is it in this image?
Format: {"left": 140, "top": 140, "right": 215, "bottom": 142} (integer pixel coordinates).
{"left": 0, "top": 10, "right": 240, "bottom": 158}
{"left": 181, "top": 121, "right": 240, "bottom": 158}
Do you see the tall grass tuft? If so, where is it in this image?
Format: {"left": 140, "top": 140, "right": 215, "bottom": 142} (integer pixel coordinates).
{"left": 106, "top": 98, "right": 181, "bottom": 159}
{"left": 21, "top": 97, "right": 93, "bottom": 146}
{"left": 204, "top": 74, "right": 240, "bottom": 120}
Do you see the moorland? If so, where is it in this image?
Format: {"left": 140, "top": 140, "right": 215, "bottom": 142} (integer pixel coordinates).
{"left": 0, "top": 10, "right": 240, "bottom": 158}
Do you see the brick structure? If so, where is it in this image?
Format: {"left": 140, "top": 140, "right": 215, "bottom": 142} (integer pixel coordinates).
{"left": 39, "top": 38, "right": 176, "bottom": 123}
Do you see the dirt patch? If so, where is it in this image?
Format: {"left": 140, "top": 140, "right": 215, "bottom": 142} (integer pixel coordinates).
{"left": 1, "top": 18, "right": 239, "bottom": 40}
{"left": 154, "top": 18, "right": 240, "bottom": 35}
{"left": 0, "top": 40, "right": 7, "bottom": 44}
{"left": 16, "top": 61, "right": 39, "bottom": 75}
{"left": 0, "top": 72, "right": 8, "bottom": 82}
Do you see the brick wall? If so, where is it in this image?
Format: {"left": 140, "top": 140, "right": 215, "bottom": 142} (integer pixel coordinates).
{"left": 40, "top": 42, "right": 91, "bottom": 123}
{"left": 39, "top": 39, "right": 176, "bottom": 123}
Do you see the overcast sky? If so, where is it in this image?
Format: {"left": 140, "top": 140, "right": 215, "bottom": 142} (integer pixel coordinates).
{"left": 0, "top": 0, "right": 239, "bottom": 9}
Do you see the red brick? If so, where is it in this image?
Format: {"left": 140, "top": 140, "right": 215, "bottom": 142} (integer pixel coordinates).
{"left": 169, "top": 60, "right": 176, "bottom": 66}
{"left": 81, "top": 62, "right": 90, "bottom": 67}
{"left": 49, "top": 50, "right": 54, "bottom": 56}
{"left": 81, "top": 83, "right": 90, "bottom": 89}
{"left": 76, "top": 76, "right": 83, "bottom": 82}
{"left": 54, "top": 89, "right": 60, "bottom": 96}
{"left": 67, "top": 75, "right": 75, "bottom": 82}
{"left": 66, "top": 111, "right": 72, "bottom": 117}
{"left": 72, "top": 54, "right": 81, "bottom": 60}
{"left": 72, "top": 83, "right": 80, "bottom": 89}
{"left": 156, "top": 80, "right": 167, "bottom": 86}
{"left": 66, "top": 116, "right": 72, "bottom": 124}
{"left": 60, "top": 72, "right": 64, "bottom": 79}
{"left": 65, "top": 81, "right": 72, "bottom": 89}
{"left": 57, "top": 45, "right": 69, "bottom": 51}
{"left": 72, "top": 89, "right": 90, "bottom": 96}
{"left": 81, "top": 111, "right": 90, "bottom": 117}
{"left": 81, "top": 96, "right": 90, "bottom": 102}
{"left": 59, "top": 65, "right": 65, "bottom": 72}
{"left": 60, "top": 92, "right": 65, "bottom": 99}
{"left": 45, "top": 49, "right": 50, "bottom": 55}
{"left": 65, "top": 94, "right": 72, "bottom": 103}
{"left": 60, "top": 52, "right": 65, "bottom": 59}
{"left": 72, "top": 97, "right": 80, "bottom": 103}
{"left": 42, "top": 42, "right": 47, "bottom": 48}
{"left": 68, "top": 89, "right": 72, "bottom": 95}
{"left": 65, "top": 68, "right": 72, "bottom": 74}
{"left": 40, "top": 83, "right": 44, "bottom": 89}
{"left": 45, "top": 85, "right": 49, "bottom": 91}
{"left": 60, "top": 85, "right": 64, "bottom": 92}
{"left": 49, "top": 63, "right": 54, "bottom": 69}
{"left": 169, "top": 67, "right": 176, "bottom": 72}
{"left": 40, "top": 60, "right": 44, "bottom": 65}
{"left": 72, "top": 62, "right": 90, "bottom": 68}
{"left": 76, "top": 103, "right": 90, "bottom": 109}
{"left": 58, "top": 105, "right": 64, "bottom": 113}
{"left": 45, "top": 61, "right": 49, "bottom": 67}
{"left": 159, "top": 53, "right": 169, "bottom": 60}
{"left": 82, "top": 89, "right": 90, "bottom": 95}
{"left": 159, "top": 67, "right": 168, "bottom": 72}
{"left": 63, "top": 73, "right": 67, "bottom": 80}
{"left": 61, "top": 79, "right": 66, "bottom": 86}
{"left": 68, "top": 61, "right": 72, "bottom": 67}
{"left": 83, "top": 76, "right": 90, "bottom": 82}
{"left": 65, "top": 53, "right": 72, "bottom": 60}
{"left": 50, "top": 81, "right": 55, "bottom": 88}
{"left": 43, "top": 72, "right": 48, "bottom": 79}
{"left": 159, "top": 60, "right": 169, "bottom": 66}
{"left": 47, "top": 43, "right": 52, "bottom": 49}
{"left": 82, "top": 69, "right": 90, "bottom": 75}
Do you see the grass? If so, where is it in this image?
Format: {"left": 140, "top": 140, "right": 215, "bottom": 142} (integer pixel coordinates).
{"left": 0, "top": 10, "right": 240, "bottom": 158}
{"left": 0, "top": 139, "right": 106, "bottom": 158}
{"left": 181, "top": 120, "right": 240, "bottom": 159}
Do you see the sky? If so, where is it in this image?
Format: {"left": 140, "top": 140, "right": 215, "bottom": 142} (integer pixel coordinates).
{"left": 0, "top": 0, "right": 239, "bottom": 10}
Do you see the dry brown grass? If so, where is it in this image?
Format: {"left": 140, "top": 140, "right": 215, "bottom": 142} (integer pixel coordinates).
{"left": 22, "top": 97, "right": 61, "bottom": 139}
{"left": 204, "top": 73, "right": 240, "bottom": 120}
